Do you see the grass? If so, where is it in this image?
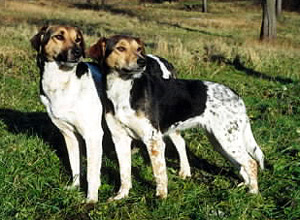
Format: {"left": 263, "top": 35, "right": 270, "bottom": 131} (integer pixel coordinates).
{"left": 0, "top": 0, "right": 300, "bottom": 219}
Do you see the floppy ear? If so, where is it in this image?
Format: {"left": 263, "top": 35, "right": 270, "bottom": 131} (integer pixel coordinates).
{"left": 30, "top": 26, "right": 49, "bottom": 51}
{"left": 75, "top": 27, "right": 86, "bottom": 57}
{"left": 86, "top": 37, "right": 106, "bottom": 62}
{"left": 136, "top": 37, "right": 146, "bottom": 56}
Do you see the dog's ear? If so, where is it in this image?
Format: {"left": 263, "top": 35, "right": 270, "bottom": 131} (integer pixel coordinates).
{"left": 75, "top": 27, "right": 86, "bottom": 57}
{"left": 86, "top": 37, "right": 106, "bottom": 62}
{"left": 30, "top": 26, "right": 49, "bottom": 51}
{"left": 135, "top": 37, "right": 146, "bottom": 56}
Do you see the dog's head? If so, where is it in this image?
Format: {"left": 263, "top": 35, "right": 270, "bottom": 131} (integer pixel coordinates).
{"left": 30, "top": 25, "right": 85, "bottom": 66}
{"left": 87, "top": 35, "right": 146, "bottom": 76}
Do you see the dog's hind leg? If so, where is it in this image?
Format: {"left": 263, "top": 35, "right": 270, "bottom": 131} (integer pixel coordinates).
{"left": 168, "top": 131, "right": 191, "bottom": 179}
{"left": 106, "top": 113, "right": 133, "bottom": 201}
{"left": 206, "top": 131, "right": 259, "bottom": 194}
{"left": 243, "top": 120, "right": 264, "bottom": 170}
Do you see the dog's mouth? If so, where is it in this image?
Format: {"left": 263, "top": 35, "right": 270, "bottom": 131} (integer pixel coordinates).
{"left": 119, "top": 57, "right": 146, "bottom": 75}
{"left": 120, "top": 65, "right": 145, "bottom": 74}
{"left": 54, "top": 47, "right": 84, "bottom": 67}
{"left": 116, "top": 65, "right": 145, "bottom": 79}
{"left": 56, "top": 60, "right": 80, "bottom": 68}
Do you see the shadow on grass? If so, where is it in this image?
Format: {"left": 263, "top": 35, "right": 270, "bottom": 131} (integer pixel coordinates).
{"left": 164, "top": 138, "right": 240, "bottom": 183}
{"left": 229, "top": 56, "right": 295, "bottom": 85}
{"left": 209, "top": 54, "right": 295, "bottom": 85}
{"left": 0, "top": 108, "right": 120, "bottom": 192}
{"left": 72, "top": 3, "right": 233, "bottom": 38}
{"left": 0, "top": 108, "right": 241, "bottom": 189}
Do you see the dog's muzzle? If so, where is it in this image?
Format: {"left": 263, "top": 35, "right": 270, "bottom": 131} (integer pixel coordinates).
{"left": 56, "top": 46, "right": 84, "bottom": 66}
{"left": 71, "top": 47, "right": 84, "bottom": 60}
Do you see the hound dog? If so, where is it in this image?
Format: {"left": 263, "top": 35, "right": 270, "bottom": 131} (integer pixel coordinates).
{"left": 31, "top": 26, "right": 103, "bottom": 203}
{"left": 88, "top": 35, "right": 264, "bottom": 201}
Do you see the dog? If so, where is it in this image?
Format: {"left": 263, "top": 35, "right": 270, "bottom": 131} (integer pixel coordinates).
{"left": 88, "top": 35, "right": 264, "bottom": 200}
{"left": 31, "top": 26, "right": 104, "bottom": 203}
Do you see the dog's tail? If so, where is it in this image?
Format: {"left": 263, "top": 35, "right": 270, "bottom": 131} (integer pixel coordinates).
{"left": 244, "top": 121, "right": 265, "bottom": 170}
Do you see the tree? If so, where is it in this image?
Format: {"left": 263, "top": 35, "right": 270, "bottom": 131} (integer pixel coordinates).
{"left": 260, "top": 0, "right": 277, "bottom": 41}
{"left": 202, "top": 0, "right": 207, "bottom": 13}
{"left": 276, "top": 0, "right": 282, "bottom": 16}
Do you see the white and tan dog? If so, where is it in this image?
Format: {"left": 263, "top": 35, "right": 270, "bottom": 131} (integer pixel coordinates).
{"left": 88, "top": 35, "right": 264, "bottom": 201}
{"left": 31, "top": 26, "right": 103, "bottom": 203}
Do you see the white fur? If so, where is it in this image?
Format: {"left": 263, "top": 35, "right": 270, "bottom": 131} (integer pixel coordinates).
{"left": 41, "top": 62, "right": 103, "bottom": 203}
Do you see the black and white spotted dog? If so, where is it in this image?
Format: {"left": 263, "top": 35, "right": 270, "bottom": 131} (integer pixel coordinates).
{"left": 31, "top": 26, "right": 104, "bottom": 203}
{"left": 88, "top": 35, "right": 264, "bottom": 200}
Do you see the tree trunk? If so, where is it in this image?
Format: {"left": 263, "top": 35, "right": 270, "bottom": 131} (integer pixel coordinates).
{"left": 202, "top": 0, "right": 207, "bottom": 13}
{"left": 276, "top": 0, "right": 282, "bottom": 16}
{"left": 260, "top": 0, "right": 277, "bottom": 41}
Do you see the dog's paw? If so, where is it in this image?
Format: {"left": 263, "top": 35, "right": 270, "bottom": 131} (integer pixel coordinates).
{"left": 64, "top": 184, "right": 80, "bottom": 191}
{"left": 248, "top": 185, "right": 259, "bottom": 194}
{"left": 156, "top": 187, "right": 168, "bottom": 199}
{"left": 107, "top": 189, "right": 129, "bottom": 202}
{"left": 85, "top": 197, "right": 98, "bottom": 204}
{"left": 179, "top": 168, "right": 191, "bottom": 179}
{"left": 65, "top": 177, "right": 80, "bottom": 190}
{"left": 107, "top": 193, "right": 128, "bottom": 202}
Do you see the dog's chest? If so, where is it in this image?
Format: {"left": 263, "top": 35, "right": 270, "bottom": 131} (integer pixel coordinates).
{"left": 107, "top": 75, "right": 134, "bottom": 115}
{"left": 41, "top": 63, "right": 88, "bottom": 122}
{"left": 106, "top": 75, "right": 145, "bottom": 128}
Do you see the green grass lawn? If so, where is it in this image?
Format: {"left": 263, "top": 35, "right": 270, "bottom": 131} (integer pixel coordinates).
{"left": 0, "top": 0, "right": 299, "bottom": 219}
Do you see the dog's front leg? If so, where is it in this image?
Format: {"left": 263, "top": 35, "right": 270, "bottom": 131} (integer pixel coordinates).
{"left": 106, "top": 113, "right": 133, "bottom": 201}
{"left": 85, "top": 131, "right": 103, "bottom": 204}
{"left": 61, "top": 130, "right": 81, "bottom": 189}
{"left": 144, "top": 132, "right": 168, "bottom": 199}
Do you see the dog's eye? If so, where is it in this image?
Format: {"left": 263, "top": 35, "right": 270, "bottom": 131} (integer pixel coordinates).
{"left": 54, "top": 35, "right": 64, "bottom": 41}
{"left": 75, "top": 37, "right": 81, "bottom": 43}
{"left": 117, "top": 46, "right": 126, "bottom": 52}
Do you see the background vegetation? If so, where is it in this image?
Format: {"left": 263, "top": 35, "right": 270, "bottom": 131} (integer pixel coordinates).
{"left": 0, "top": 0, "right": 299, "bottom": 219}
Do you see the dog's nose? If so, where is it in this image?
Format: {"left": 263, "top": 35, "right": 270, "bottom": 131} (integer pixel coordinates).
{"left": 72, "top": 47, "right": 82, "bottom": 58}
{"left": 137, "top": 57, "right": 146, "bottom": 67}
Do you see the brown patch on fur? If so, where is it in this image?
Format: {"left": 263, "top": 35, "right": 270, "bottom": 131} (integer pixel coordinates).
{"left": 249, "top": 159, "right": 258, "bottom": 179}
{"left": 151, "top": 149, "right": 159, "bottom": 156}
{"left": 249, "top": 159, "right": 258, "bottom": 191}
{"left": 150, "top": 139, "right": 159, "bottom": 156}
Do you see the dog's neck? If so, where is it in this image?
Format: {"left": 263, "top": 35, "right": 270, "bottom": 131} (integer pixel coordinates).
{"left": 105, "top": 67, "right": 144, "bottom": 81}
{"left": 37, "top": 54, "right": 81, "bottom": 96}
{"left": 43, "top": 61, "right": 76, "bottom": 74}
{"left": 36, "top": 54, "right": 77, "bottom": 74}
